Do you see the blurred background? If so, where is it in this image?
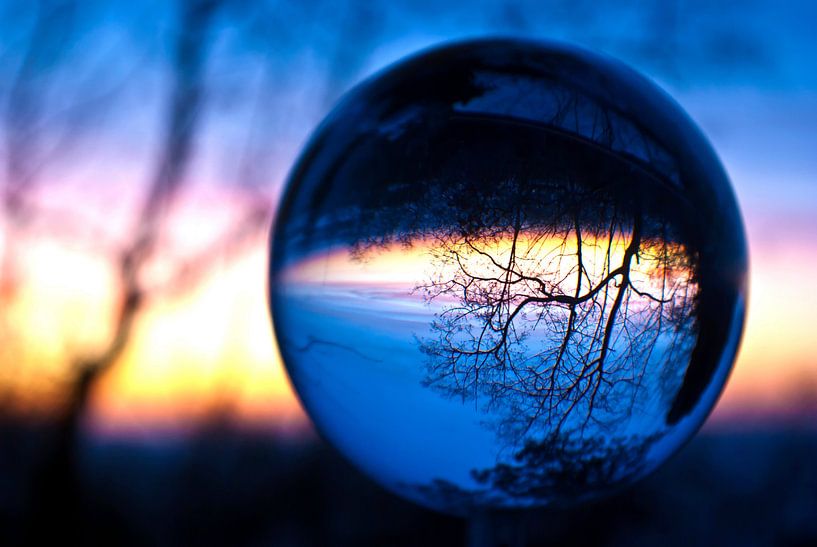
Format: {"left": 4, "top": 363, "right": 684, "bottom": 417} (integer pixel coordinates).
{"left": 0, "top": 0, "right": 815, "bottom": 545}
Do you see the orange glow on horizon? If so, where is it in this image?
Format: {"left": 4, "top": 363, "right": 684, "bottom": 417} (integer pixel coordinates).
{"left": 0, "top": 222, "right": 308, "bottom": 436}
{"left": 708, "top": 231, "right": 817, "bottom": 427}
{"left": 0, "top": 237, "right": 118, "bottom": 414}
{"left": 281, "top": 231, "right": 690, "bottom": 293}
{"left": 86, "top": 246, "right": 308, "bottom": 437}
{"left": 1, "top": 203, "right": 815, "bottom": 438}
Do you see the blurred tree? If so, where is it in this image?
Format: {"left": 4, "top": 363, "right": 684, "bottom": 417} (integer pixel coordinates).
{"left": 0, "top": 0, "right": 388, "bottom": 541}
{"left": 1, "top": 0, "right": 228, "bottom": 542}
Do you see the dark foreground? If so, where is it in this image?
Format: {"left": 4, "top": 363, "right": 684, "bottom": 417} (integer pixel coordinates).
{"left": 1, "top": 420, "right": 815, "bottom": 546}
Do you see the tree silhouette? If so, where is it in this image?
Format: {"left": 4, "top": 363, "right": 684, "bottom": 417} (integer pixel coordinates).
{"left": 414, "top": 174, "right": 699, "bottom": 444}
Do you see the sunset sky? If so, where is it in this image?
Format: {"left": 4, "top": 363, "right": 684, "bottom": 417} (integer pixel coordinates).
{"left": 0, "top": 0, "right": 815, "bottom": 438}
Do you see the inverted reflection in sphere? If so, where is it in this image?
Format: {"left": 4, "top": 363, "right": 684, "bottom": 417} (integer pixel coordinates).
{"left": 270, "top": 39, "right": 747, "bottom": 514}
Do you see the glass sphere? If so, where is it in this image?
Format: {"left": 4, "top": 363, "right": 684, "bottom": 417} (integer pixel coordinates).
{"left": 270, "top": 39, "right": 747, "bottom": 514}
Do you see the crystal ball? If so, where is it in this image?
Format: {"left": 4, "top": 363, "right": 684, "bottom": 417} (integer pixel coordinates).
{"left": 269, "top": 39, "right": 747, "bottom": 514}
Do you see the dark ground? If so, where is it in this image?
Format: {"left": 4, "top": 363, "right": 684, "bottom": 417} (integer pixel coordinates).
{"left": 1, "top": 419, "right": 816, "bottom": 546}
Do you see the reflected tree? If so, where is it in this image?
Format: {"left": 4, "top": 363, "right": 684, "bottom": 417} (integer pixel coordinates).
{"left": 471, "top": 432, "right": 659, "bottom": 502}
{"left": 312, "top": 111, "right": 703, "bottom": 451}
{"left": 414, "top": 174, "right": 699, "bottom": 444}
{"left": 392, "top": 169, "right": 700, "bottom": 503}
{"left": 409, "top": 432, "right": 659, "bottom": 511}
